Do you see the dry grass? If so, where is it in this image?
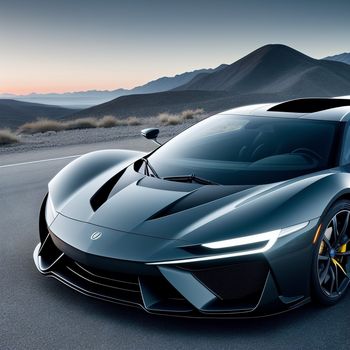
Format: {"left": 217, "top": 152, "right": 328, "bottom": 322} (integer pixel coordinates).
{"left": 126, "top": 116, "right": 141, "bottom": 126}
{"left": 16, "top": 108, "right": 205, "bottom": 135}
{"left": 64, "top": 117, "right": 97, "bottom": 130}
{"left": 18, "top": 116, "right": 129, "bottom": 134}
{"left": 18, "top": 115, "right": 143, "bottom": 134}
{"left": 19, "top": 117, "right": 98, "bottom": 134}
{"left": 18, "top": 118, "right": 65, "bottom": 134}
{"left": 181, "top": 108, "right": 204, "bottom": 120}
{"left": 97, "top": 115, "right": 123, "bottom": 128}
{"left": 0, "top": 129, "right": 20, "bottom": 145}
{"left": 158, "top": 109, "right": 205, "bottom": 125}
{"left": 158, "top": 113, "right": 183, "bottom": 125}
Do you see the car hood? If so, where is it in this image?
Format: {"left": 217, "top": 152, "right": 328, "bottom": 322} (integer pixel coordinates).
{"left": 57, "top": 164, "right": 334, "bottom": 244}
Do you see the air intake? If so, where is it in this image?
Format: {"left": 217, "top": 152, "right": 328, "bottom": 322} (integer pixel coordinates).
{"left": 268, "top": 98, "right": 350, "bottom": 113}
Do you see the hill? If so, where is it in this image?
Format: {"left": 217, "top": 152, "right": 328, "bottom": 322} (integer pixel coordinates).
{"left": 0, "top": 99, "right": 75, "bottom": 129}
{"left": 69, "top": 90, "right": 231, "bottom": 119}
{"left": 324, "top": 52, "right": 350, "bottom": 65}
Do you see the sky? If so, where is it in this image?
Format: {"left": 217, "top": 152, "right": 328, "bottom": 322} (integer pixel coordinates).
{"left": 0, "top": 0, "right": 349, "bottom": 95}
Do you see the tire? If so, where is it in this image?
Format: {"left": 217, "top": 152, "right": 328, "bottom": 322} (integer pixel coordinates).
{"left": 311, "top": 199, "right": 350, "bottom": 306}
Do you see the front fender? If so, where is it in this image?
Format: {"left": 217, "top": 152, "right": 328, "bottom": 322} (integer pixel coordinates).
{"left": 267, "top": 171, "right": 350, "bottom": 227}
{"left": 49, "top": 149, "right": 145, "bottom": 211}
{"left": 171, "top": 171, "right": 348, "bottom": 244}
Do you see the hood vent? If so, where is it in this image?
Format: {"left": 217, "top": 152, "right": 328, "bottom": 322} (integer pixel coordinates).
{"left": 90, "top": 166, "right": 144, "bottom": 211}
{"left": 148, "top": 185, "right": 252, "bottom": 220}
{"left": 90, "top": 169, "right": 126, "bottom": 211}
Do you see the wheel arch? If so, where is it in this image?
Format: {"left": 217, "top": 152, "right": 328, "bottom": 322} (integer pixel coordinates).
{"left": 317, "top": 190, "right": 350, "bottom": 224}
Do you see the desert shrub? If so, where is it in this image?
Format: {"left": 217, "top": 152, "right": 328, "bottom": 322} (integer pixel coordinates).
{"left": 64, "top": 117, "right": 98, "bottom": 130}
{"left": 127, "top": 116, "right": 141, "bottom": 126}
{"left": 18, "top": 118, "right": 64, "bottom": 134}
{"left": 158, "top": 113, "right": 183, "bottom": 125}
{"left": 181, "top": 108, "right": 204, "bottom": 120}
{"left": 166, "top": 116, "right": 183, "bottom": 125}
{"left": 158, "top": 109, "right": 204, "bottom": 125}
{"left": 0, "top": 129, "right": 19, "bottom": 145}
{"left": 97, "top": 115, "right": 118, "bottom": 128}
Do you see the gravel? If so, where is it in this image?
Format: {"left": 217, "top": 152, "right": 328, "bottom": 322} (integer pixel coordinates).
{"left": 0, "top": 119, "right": 200, "bottom": 155}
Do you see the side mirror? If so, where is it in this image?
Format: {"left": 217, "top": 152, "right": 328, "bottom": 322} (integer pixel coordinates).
{"left": 141, "top": 128, "right": 161, "bottom": 146}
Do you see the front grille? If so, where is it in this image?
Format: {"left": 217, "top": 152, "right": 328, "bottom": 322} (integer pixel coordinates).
{"left": 72, "top": 261, "right": 140, "bottom": 289}
{"left": 54, "top": 255, "right": 144, "bottom": 305}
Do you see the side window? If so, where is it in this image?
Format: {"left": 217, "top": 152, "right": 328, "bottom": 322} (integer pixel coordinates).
{"left": 341, "top": 124, "right": 350, "bottom": 165}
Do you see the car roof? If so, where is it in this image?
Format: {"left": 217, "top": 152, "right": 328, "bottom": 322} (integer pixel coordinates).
{"left": 221, "top": 98, "right": 350, "bottom": 122}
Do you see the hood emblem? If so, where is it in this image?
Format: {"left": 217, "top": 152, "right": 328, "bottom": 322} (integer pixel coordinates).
{"left": 90, "top": 231, "right": 103, "bottom": 240}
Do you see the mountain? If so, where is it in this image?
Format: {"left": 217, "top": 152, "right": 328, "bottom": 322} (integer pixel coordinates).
{"left": 70, "top": 44, "right": 350, "bottom": 119}
{"left": 324, "top": 53, "right": 350, "bottom": 65}
{"left": 176, "top": 45, "right": 350, "bottom": 96}
{"left": 0, "top": 99, "right": 75, "bottom": 128}
{"left": 129, "top": 65, "right": 227, "bottom": 95}
{"left": 0, "top": 65, "right": 227, "bottom": 108}
{"left": 69, "top": 90, "right": 232, "bottom": 119}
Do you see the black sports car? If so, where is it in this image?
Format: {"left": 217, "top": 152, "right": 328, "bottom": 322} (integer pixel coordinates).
{"left": 34, "top": 98, "right": 350, "bottom": 317}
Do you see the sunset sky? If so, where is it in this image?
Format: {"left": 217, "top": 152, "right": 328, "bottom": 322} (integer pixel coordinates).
{"left": 1, "top": 0, "right": 349, "bottom": 95}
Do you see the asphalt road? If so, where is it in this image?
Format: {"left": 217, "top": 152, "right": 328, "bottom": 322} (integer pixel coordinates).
{"left": 1, "top": 138, "right": 350, "bottom": 350}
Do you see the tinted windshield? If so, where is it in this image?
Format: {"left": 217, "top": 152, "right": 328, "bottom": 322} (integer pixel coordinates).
{"left": 147, "top": 114, "right": 342, "bottom": 185}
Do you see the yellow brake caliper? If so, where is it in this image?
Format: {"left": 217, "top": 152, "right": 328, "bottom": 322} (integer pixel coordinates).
{"left": 340, "top": 243, "right": 347, "bottom": 253}
{"left": 335, "top": 242, "right": 348, "bottom": 276}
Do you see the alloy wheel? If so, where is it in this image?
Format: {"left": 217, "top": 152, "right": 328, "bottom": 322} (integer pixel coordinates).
{"left": 317, "top": 210, "right": 350, "bottom": 297}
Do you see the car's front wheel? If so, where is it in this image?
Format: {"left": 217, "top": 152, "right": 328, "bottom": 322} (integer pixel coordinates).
{"left": 312, "top": 200, "right": 350, "bottom": 305}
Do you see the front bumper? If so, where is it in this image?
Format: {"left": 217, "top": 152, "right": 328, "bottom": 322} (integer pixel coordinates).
{"left": 33, "top": 220, "right": 310, "bottom": 318}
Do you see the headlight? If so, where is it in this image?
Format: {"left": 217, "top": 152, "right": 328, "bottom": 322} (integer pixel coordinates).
{"left": 147, "top": 221, "right": 309, "bottom": 265}
{"left": 202, "top": 222, "right": 309, "bottom": 250}
{"left": 45, "top": 193, "right": 58, "bottom": 225}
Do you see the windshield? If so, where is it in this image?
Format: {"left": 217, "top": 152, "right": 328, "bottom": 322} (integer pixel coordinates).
{"left": 147, "top": 114, "right": 342, "bottom": 185}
